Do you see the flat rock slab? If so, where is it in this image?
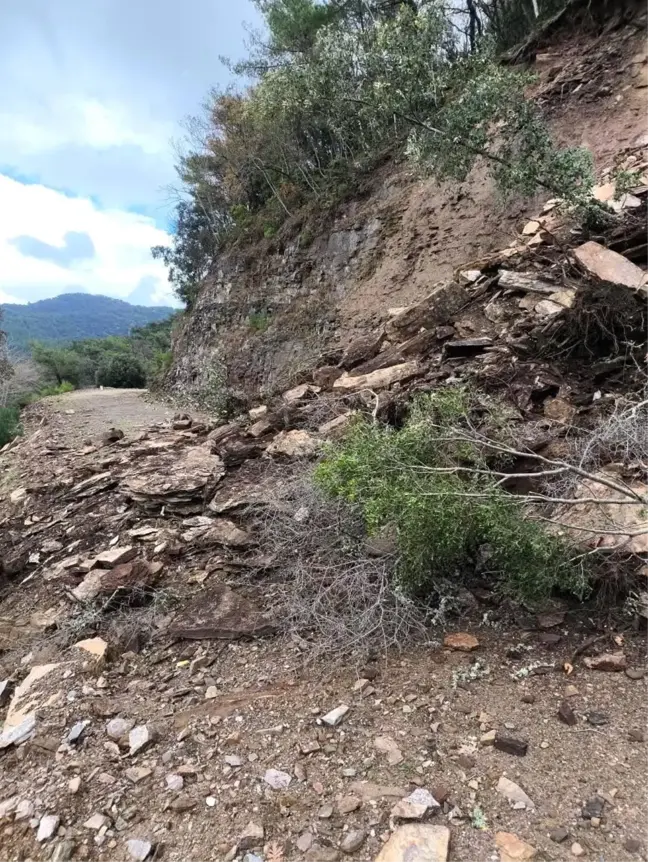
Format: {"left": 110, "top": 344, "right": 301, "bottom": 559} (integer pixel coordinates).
{"left": 121, "top": 446, "right": 225, "bottom": 513}
{"left": 181, "top": 518, "right": 252, "bottom": 548}
{"left": 333, "top": 361, "right": 420, "bottom": 393}
{"left": 496, "top": 776, "right": 535, "bottom": 810}
{"left": 72, "top": 560, "right": 162, "bottom": 602}
{"left": 443, "top": 632, "right": 479, "bottom": 651}
{"left": 574, "top": 241, "right": 648, "bottom": 293}
{"left": 168, "top": 583, "right": 275, "bottom": 640}
{"left": 374, "top": 824, "right": 450, "bottom": 862}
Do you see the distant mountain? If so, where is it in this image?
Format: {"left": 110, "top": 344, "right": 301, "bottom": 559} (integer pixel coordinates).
{"left": 1, "top": 293, "right": 175, "bottom": 352}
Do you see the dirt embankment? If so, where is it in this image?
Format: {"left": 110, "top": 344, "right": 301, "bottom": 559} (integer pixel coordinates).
{"left": 166, "top": 12, "right": 647, "bottom": 406}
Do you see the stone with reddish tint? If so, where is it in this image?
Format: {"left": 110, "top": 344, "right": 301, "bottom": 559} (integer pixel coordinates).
{"left": 443, "top": 632, "right": 479, "bottom": 651}
{"left": 496, "top": 831, "right": 537, "bottom": 862}
{"left": 375, "top": 825, "right": 450, "bottom": 862}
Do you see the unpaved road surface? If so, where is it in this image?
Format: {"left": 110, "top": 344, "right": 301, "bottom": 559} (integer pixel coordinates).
{"left": 42, "top": 388, "right": 176, "bottom": 442}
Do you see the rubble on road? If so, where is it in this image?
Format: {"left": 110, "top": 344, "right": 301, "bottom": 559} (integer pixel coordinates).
{"left": 168, "top": 583, "right": 275, "bottom": 640}
{"left": 121, "top": 445, "right": 225, "bottom": 513}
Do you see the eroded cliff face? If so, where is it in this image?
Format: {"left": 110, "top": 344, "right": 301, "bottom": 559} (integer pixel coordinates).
{"left": 165, "top": 165, "right": 529, "bottom": 408}
{"left": 166, "top": 18, "right": 647, "bottom": 409}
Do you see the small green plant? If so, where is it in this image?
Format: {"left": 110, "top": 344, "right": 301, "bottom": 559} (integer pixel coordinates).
{"left": 471, "top": 806, "right": 487, "bottom": 830}
{"left": 40, "top": 380, "right": 75, "bottom": 396}
{"left": 610, "top": 166, "right": 642, "bottom": 197}
{"left": 248, "top": 310, "right": 271, "bottom": 332}
{"left": 263, "top": 222, "right": 278, "bottom": 238}
{"left": 315, "top": 389, "right": 587, "bottom": 606}
{"left": 0, "top": 406, "right": 21, "bottom": 447}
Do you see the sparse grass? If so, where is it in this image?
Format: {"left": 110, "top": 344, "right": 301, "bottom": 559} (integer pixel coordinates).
{"left": 39, "top": 380, "right": 76, "bottom": 397}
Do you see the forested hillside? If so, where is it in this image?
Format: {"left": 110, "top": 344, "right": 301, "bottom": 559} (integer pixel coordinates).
{"left": 2, "top": 293, "right": 174, "bottom": 351}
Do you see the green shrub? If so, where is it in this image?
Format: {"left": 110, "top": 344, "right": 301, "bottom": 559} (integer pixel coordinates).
{"left": 314, "top": 390, "right": 587, "bottom": 606}
{"left": 248, "top": 310, "right": 271, "bottom": 332}
{"left": 96, "top": 354, "right": 146, "bottom": 388}
{"left": 0, "top": 407, "right": 21, "bottom": 447}
{"left": 40, "top": 380, "right": 76, "bottom": 397}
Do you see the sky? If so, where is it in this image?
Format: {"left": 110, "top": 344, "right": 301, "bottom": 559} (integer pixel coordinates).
{"left": 0, "top": 0, "right": 260, "bottom": 307}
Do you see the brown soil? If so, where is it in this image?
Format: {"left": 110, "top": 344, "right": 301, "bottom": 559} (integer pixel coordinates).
{"left": 337, "top": 22, "right": 648, "bottom": 336}
{"left": 39, "top": 389, "right": 176, "bottom": 444}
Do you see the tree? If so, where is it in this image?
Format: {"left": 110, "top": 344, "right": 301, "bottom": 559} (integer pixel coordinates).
{"left": 96, "top": 354, "right": 146, "bottom": 389}
{"left": 152, "top": 199, "right": 221, "bottom": 307}
{"left": 31, "top": 343, "right": 84, "bottom": 387}
{"left": 0, "top": 310, "right": 14, "bottom": 407}
{"left": 155, "top": 0, "right": 595, "bottom": 298}
{"left": 257, "top": 0, "right": 341, "bottom": 55}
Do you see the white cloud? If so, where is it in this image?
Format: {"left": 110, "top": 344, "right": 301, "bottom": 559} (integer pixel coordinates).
{"left": 0, "top": 96, "right": 172, "bottom": 159}
{"left": 0, "top": 174, "right": 176, "bottom": 306}
{"left": 0, "top": 289, "right": 22, "bottom": 304}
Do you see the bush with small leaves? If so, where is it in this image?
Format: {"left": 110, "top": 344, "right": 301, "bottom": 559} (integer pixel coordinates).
{"left": 315, "top": 389, "right": 588, "bottom": 606}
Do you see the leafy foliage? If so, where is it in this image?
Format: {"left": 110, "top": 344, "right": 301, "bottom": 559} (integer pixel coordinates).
{"left": 151, "top": 201, "right": 220, "bottom": 307}
{"left": 96, "top": 354, "right": 147, "bottom": 389}
{"left": 2, "top": 293, "right": 174, "bottom": 353}
{"left": 0, "top": 406, "right": 20, "bottom": 447}
{"left": 31, "top": 317, "right": 176, "bottom": 390}
{"left": 157, "top": 0, "right": 595, "bottom": 299}
{"left": 315, "top": 389, "right": 588, "bottom": 605}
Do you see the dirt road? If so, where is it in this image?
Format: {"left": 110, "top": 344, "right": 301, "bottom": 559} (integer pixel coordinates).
{"left": 41, "top": 388, "right": 176, "bottom": 442}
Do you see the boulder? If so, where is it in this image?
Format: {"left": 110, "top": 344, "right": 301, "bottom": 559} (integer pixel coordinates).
{"left": 95, "top": 546, "right": 137, "bottom": 568}
{"left": 71, "top": 559, "right": 162, "bottom": 602}
{"left": 172, "top": 413, "right": 192, "bottom": 430}
{"left": 248, "top": 418, "right": 274, "bottom": 438}
{"left": 555, "top": 474, "right": 647, "bottom": 553}
{"left": 101, "top": 427, "right": 125, "bottom": 445}
{"left": 339, "top": 333, "right": 384, "bottom": 370}
{"left": 249, "top": 405, "right": 268, "bottom": 420}
{"left": 168, "top": 583, "right": 275, "bottom": 640}
{"left": 352, "top": 330, "right": 437, "bottom": 377}
{"left": 282, "top": 383, "right": 321, "bottom": 404}
{"left": 385, "top": 282, "right": 469, "bottom": 339}
{"left": 265, "top": 430, "right": 320, "bottom": 459}
{"left": 318, "top": 413, "right": 354, "bottom": 438}
{"left": 574, "top": 241, "right": 648, "bottom": 293}
{"left": 313, "top": 365, "right": 343, "bottom": 389}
